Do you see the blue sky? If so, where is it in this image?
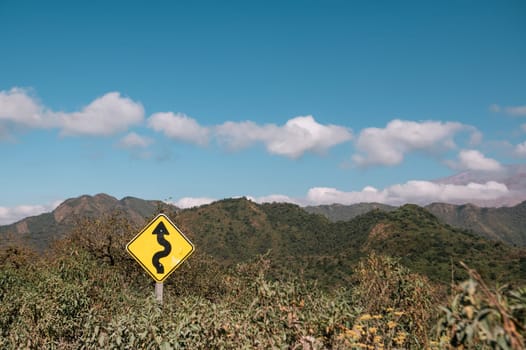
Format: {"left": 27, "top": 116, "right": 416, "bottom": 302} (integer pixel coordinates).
{"left": 1, "top": 0, "right": 525, "bottom": 224}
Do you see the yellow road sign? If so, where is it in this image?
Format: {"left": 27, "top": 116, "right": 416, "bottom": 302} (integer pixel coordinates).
{"left": 126, "top": 214, "right": 194, "bottom": 282}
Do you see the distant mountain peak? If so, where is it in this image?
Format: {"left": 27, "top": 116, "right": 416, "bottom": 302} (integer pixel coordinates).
{"left": 0, "top": 193, "right": 178, "bottom": 250}
{"left": 1, "top": 193, "right": 525, "bottom": 285}
{"left": 53, "top": 193, "right": 120, "bottom": 223}
{"left": 426, "top": 200, "right": 526, "bottom": 246}
{"left": 433, "top": 164, "right": 526, "bottom": 207}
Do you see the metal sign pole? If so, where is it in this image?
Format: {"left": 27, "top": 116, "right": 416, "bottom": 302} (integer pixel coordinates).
{"left": 155, "top": 282, "right": 163, "bottom": 304}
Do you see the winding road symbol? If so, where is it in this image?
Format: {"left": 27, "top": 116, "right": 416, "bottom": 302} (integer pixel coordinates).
{"left": 126, "top": 213, "right": 194, "bottom": 282}
{"left": 152, "top": 221, "right": 172, "bottom": 274}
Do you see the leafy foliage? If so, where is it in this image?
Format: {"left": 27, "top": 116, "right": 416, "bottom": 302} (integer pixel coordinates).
{"left": 352, "top": 253, "right": 442, "bottom": 346}
{"left": 366, "top": 204, "right": 525, "bottom": 284}
{"left": 0, "top": 236, "right": 438, "bottom": 349}
{"left": 437, "top": 263, "right": 526, "bottom": 350}
{"left": 2, "top": 197, "right": 525, "bottom": 286}
{"left": 0, "top": 201, "right": 525, "bottom": 349}
{"left": 174, "top": 200, "right": 525, "bottom": 287}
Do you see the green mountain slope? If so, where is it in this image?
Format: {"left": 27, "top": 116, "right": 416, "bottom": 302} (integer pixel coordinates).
{"left": 305, "top": 200, "right": 526, "bottom": 247}
{"left": 426, "top": 201, "right": 526, "bottom": 246}
{"left": 362, "top": 204, "right": 524, "bottom": 283}
{"left": 304, "top": 202, "right": 396, "bottom": 221}
{"left": 2, "top": 195, "right": 524, "bottom": 286}
{"left": 0, "top": 193, "right": 175, "bottom": 250}
{"left": 174, "top": 198, "right": 525, "bottom": 286}
{"left": 174, "top": 198, "right": 387, "bottom": 284}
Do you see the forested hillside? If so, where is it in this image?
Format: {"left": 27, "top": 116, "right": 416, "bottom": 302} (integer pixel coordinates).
{"left": 426, "top": 201, "right": 526, "bottom": 247}
{"left": 1, "top": 204, "right": 524, "bottom": 349}
{"left": 0, "top": 194, "right": 176, "bottom": 250}
{"left": 304, "top": 200, "right": 526, "bottom": 247}
{"left": 1, "top": 197, "right": 525, "bottom": 286}
{"left": 173, "top": 198, "right": 525, "bottom": 285}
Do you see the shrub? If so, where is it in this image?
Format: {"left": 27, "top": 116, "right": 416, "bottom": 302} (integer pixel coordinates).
{"left": 350, "top": 253, "right": 442, "bottom": 348}
{"left": 437, "top": 262, "right": 526, "bottom": 350}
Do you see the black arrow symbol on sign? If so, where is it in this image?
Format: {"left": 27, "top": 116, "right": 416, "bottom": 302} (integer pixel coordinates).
{"left": 152, "top": 221, "right": 172, "bottom": 274}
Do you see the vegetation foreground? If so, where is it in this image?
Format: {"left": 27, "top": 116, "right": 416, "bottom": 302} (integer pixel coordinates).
{"left": 0, "top": 213, "right": 525, "bottom": 349}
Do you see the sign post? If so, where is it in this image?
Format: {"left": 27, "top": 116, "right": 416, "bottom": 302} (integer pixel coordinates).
{"left": 155, "top": 282, "right": 163, "bottom": 303}
{"left": 126, "top": 214, "right": 194, "bottom": 304}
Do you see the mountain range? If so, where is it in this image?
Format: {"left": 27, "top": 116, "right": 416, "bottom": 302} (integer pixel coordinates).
{"left": 175, "top": 198, "right": 525, "bottom": 285}
{"left": 1, "top": 193, "right": 525, "bottom": 286}
{"left": 0, "top": 193, "right": 175, "bottom": 250}
{"left": 302, "top": 165, "right": 526, "bottom": 247}
{"left": 2, "top": 193, "right": 526, "bottom": 251}
{"left": 305, "top": 201, "right": 526, "bottom": 247}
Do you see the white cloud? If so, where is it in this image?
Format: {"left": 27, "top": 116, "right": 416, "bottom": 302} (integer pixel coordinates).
{"left": 0, "top": 200, "right": 62, "bottom": 225}
{"left": 171, "top": 197, "right": 216, "bottom": 209}
{"left": 521, "top": 124, "right": 526, "bottom": 133}
{"left": 352, "top": 119, "right": 471, "bottom": 166}
{"left": 148, "top": 112, "right": 210, "bottom": 146}
{"left": 250, "top": 194, "right": 303, "bottom": 205}
{"left": 515, "top": 141, "right": 526, "bottom": 157}
{"left": 215, "top": 115, "right": 352, "bottom": 158}
{"left": 0, "top": 87, "right": 48, "bottom": 128}
{"left": 506, "top": 105, "right": 526, "bottom": 116}
{"left": 0, "top": 88, "right": 144, "bottom": 137}
{"left": 215, "top": 120, "right": 272, "bottom": 150}
{"left": 307, "top": 186, "right": 386, "bottom": 205}
{"left": 490, "top": 104, "right": 526, "bottom": 116}
{"left": 306, "top": 181, "right": 510, "bottom": 206}
{"left": 59, "top": 92, "right": 144, "bottom": 136}
{"left": 449, "top": 149, "right": 503, "bottom": 171}
{"left": 386, "top": 181, "right": 508, "bottom": 205}
{"left": 118, "top": 132, "right": 153, "bottom": 149}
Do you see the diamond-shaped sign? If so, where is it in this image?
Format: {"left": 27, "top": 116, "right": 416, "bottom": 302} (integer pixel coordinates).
{"left": 126, "top": 214, "right": 194, "bottom": 282}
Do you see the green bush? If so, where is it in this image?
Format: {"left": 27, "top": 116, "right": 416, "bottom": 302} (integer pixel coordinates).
{"left": 1, "top": 213, "right": 524, "bottom": 349}
{"left": 437, "top": 263, "right": 526, "bottom": 350}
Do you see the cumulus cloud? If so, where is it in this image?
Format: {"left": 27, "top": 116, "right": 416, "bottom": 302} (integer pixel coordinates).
{"left": 0, "top": 200, "right": 62, "bottom": 225}
{"left": 0, "top": 88, "right": 144, "bottom": 137}
{"left": 0, "top": 87, "right": 48, "bottom": 128}
{"left": 59, "top": 92, "right": 144, "bottom": 136}
{"left": 171, "top": 197, "right": 216, "bottom": 209}
{"left": 386, "top": 181, "right": 508, "bottom": 205}
{"left": 307, "top": 186, "right": 386, "bottom": 205}
{"left": 352, "top": 119, "right": 473, "bottom": 166}
{"left": 249, "top": 194, "right": 303, "bottom": 205}
{"left": 215, "top": 121, "right": 272, "bottom": 150}
{"left": 118, "top": 132, "right": 153, "bottom": 149}
{"left": 215, "top": 115, "right": 352, "bottom": 158}
{"left": 306, "top": 181, "right": 510, "bottom": 206}
{"left": 148, "top": 112, "right": 210, "bottom": 146}
{"left": 448, "top": 149, "right": 503, "bottom": 171}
